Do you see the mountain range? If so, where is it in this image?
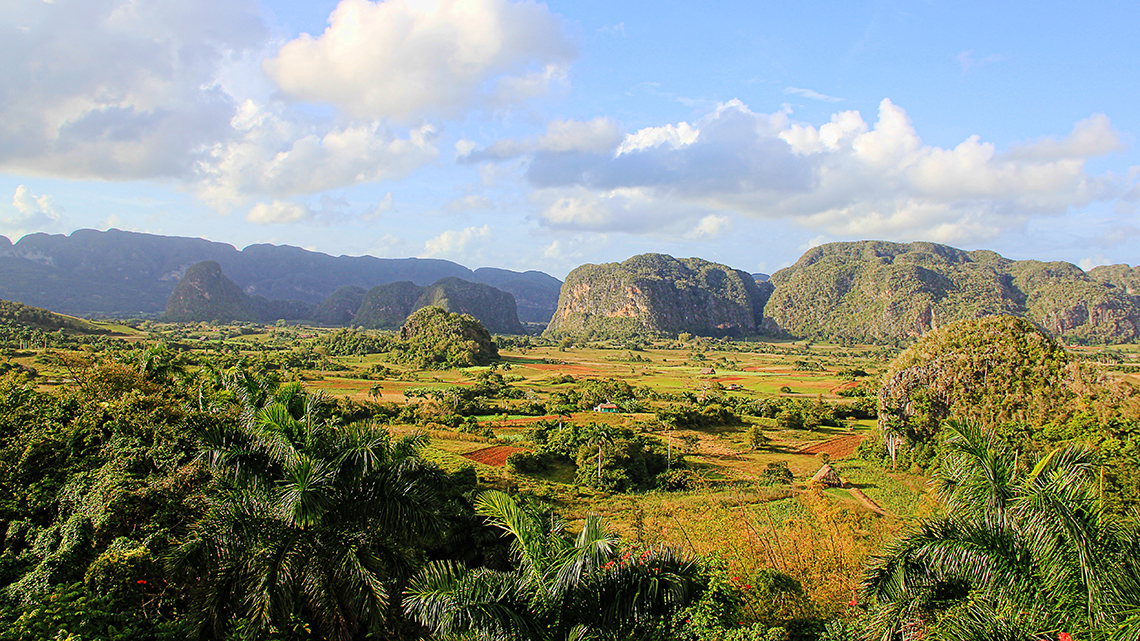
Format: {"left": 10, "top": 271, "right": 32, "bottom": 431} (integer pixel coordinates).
{"left": 3, "top": 230, "right": 1140, "bottom": 343}
{"left": 0, "top": 229, "right": 561, "bottom": 323}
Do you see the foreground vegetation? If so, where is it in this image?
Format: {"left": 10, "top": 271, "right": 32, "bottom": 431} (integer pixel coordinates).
{"left": 0, "top": 307, "right": 1139, "bottom": 639}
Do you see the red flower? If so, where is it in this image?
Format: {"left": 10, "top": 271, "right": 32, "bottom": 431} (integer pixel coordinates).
{"left": 848, "top": 599, "right": 857, "bottom": 607}
{"left": 743, "top": 584, "right": 751, "bottom": 589}
{"left": 1059, "top": 634, "right": 1073, "bottom": 641}
{"left": 137, "top": 580, "right": 147, "bottom": 585}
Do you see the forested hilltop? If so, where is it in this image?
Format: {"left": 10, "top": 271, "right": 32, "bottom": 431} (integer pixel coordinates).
{"left": 764, "top": 240, "right": 1140, "bottom": 344}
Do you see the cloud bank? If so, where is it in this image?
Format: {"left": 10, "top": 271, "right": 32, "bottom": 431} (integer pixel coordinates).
{"left": 0, "top": 0, "right": 576, "bottom": 216}
{"left": 265, "top": 0, "right": 577, "bottom": 121}
{"left": 472, "top": 99, "right": 1131, "bottom": 243}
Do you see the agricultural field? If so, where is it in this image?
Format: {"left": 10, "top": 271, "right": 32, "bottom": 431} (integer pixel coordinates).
{"left": 5, "top": 317, "right": 1139, "bottom": 639}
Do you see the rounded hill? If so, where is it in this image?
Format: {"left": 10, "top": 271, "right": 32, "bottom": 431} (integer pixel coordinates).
{"left": 544, "top": 253, "right": 770, "bottom": 340}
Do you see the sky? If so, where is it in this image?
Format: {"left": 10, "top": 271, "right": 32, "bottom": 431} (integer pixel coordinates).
{"left": 2, "top": 0, "right": 1139, "bottom": 278}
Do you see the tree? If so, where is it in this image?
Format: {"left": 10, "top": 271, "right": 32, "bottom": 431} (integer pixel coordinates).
{"left": 862, "top": 419, "right": 1140, "bottom": 640}
{"left": 183, "top": 390, "right": 449, "bottom": 640}
{"left": 405, "top": 490, "right": 701, "bottom": 640}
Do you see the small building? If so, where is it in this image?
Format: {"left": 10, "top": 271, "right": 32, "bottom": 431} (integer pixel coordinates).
{"left": 811, "top": 464, "right": 843, "bottom": 488}
{"left": 594, "top": 402, "right": 620, "bottom": 413}
{"left": 698, "top": 367, "right": 716, "bottom": 376}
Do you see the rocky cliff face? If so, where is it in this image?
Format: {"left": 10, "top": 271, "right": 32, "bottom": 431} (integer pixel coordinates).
{"left": 545, "top": 254, "right": 769, "bottom": 339}
{"left": 765, "top": 241, "right": 1140, "bottom": 343}
{"left": 164, "top": 261, "right": 255, "bottom": 322}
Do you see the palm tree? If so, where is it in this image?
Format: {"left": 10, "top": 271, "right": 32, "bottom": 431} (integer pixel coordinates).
{"left": 862, "top": 419, "right": 1140, "bottom": 640}
{"left": 181, "top": 390, "right": 448, "bottom": 640}
{"left": 405, "top": 490, "right": 701, "bottom": 640}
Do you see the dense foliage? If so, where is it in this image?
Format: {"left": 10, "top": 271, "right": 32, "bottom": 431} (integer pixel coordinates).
{"left": 863, "top": 420, "right": 1140, "bottom": 640}
{"left": 396, "top": 307, "right": 499, "bottom": 368}
{"left": 765, "top": 240, "right": 1140, "bottom": 344}
{"left": 406, "top": 491, "right": 703, "bottom": 641}
{"left": 871, "top": 316, "right": 1140, "bottom": 513}
{"left": 522, "top": 422, "right": 674, "bottom": 492}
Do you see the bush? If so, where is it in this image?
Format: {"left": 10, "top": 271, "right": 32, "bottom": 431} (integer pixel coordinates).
{"left": 761, "top": 462, "right": 793, "bottom": 485}
{"left": 656, "top": 468, "right": 701, "bottom": 491}
{"left": 506, "top": 451, "right": 548, "bottom": 474}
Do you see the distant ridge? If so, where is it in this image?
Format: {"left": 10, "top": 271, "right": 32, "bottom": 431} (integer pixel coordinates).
{"left": 163, "top": 263, "right": 525, "bottom": 334}
{"left": 164, "top": 261, "right": 255, "bottom": 322}
{"left": 0, "top": 229, "right": 562, "bottom": 321}
{"left": 353, "top": 278, "right": 525, "bottom": 334}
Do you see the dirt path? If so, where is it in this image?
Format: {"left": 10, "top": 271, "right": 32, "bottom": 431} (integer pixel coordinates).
{"left": 797, "top": 433, "right": 866, "bottom": 459}
{"left": 845, "top": 486, "right": 890, "bottom": 516}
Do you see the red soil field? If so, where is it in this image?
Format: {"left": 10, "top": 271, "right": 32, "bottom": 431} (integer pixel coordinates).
{"left": 830, "top": 381, "right": 859, "bottom": 394}
{"left": 797, "top": 433, "right": 866, "bottom": 459}
{"left": 461, "top": 445, "right": 530, "bottom": 466}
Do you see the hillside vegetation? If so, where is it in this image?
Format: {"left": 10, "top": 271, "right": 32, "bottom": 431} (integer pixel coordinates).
{"left": 546, "top": 253, "right": 771, "bottom": 340}
{"left": 0, "top": 310, "right": 1137, "bottom": 639}
{"left": 765, "top": 240, "right": 1140, "bottom": 343}
{"left": 164, "top": 264, "right": 526, "bottom": 333}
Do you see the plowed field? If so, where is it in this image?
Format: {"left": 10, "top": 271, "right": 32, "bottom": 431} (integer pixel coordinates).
{"left": 798, "top": 433, "right": 865, "bottom": 459}
{"left": 462, "top": 445, "right": 530, "bottom": 466}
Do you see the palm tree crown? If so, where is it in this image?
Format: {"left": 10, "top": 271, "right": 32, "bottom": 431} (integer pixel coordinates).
{"left": 863, "top": 419, "right": 1140, "bottom": 640}
{"left": 405, "top": 490, "right": 701, "bottom": 641}
{"left": 181, "top": 387, "right": 447, "bottom": 640}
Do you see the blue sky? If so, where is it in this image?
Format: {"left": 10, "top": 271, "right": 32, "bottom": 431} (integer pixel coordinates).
{"left": 2, "top": 0, "right": 1138, "bottom": 277}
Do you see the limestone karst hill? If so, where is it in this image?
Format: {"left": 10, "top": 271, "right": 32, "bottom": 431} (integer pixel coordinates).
{"left": 764, "top": 240, "right": 1140, "bottom": 343}
{"left": 544, "top": 253, "right": 771, "bottom": 340}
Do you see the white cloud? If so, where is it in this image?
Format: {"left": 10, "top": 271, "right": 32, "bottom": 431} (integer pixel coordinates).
{"left": 783, "top": 87, "right": 843, "bottom": 103}
{"left": 616, "top": 121, "right": 699, "bottom": 155}
{"left": 803, "top": 235, "right": 830, "bottom": 250}
{"left": 685, "top": 214, "right": 731, "bottom": 239}
{"left": 246, "top": 201, "right": 314, "bottom": 224}
{"left": 0, "top": 1, "right": 444, "bottom": 208}
{"left": 368, "top": 233, "right": 405, "bottom": 255}
{"left": 264, "top": 0, "right": 577, "bottom": 122}
{"left": 194, "top": 100, "right": 439, "bottom": 210}
{"left": 421, "top": 224, "right": 492, "bottom": 257}
{"left": 1079, "top": 254, "right": 1111, "bottom": 272}
{"left": 362, "top": 192, "right": 395, "bottom": 220}
{"left": 487, "top": 98, "right": 1133, "bottom": 244}
{"left": 0, "top": 0, "right": 264, "bottom": 180}
{"left": 2, "top": 185, "right": 64, "bottom": 238}
{"left": 464, "top": 117, "right": 624, "bottom": 161}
